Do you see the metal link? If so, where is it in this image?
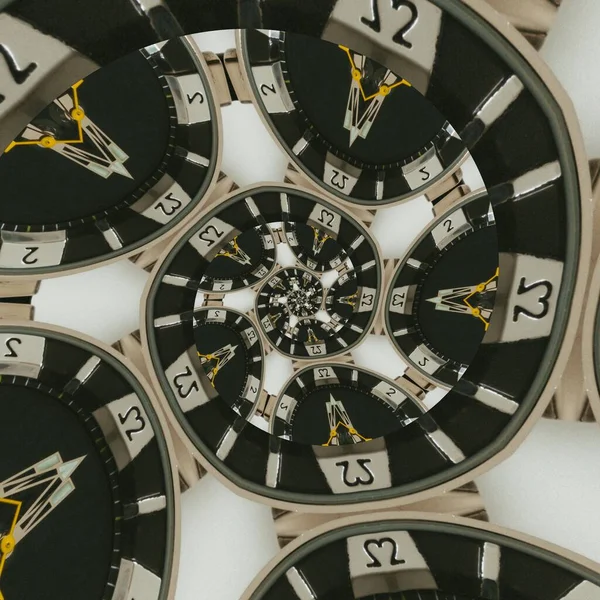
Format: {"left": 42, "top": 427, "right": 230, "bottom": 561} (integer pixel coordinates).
{"left": 273, "top": 481, "right": 488, "bottom": 547}
{"left": 487, "top": 0, "right": 562, "bottom": 49}
{"left": 0, "top": 280, "right": 39, "bottom": 321}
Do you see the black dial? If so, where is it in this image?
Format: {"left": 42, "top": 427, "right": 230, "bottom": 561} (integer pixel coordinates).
{"left": 244, "top": 515, "right": 600, "bottom": 600}
{"left": 0, "top": 381, "right": 119, "bottom": 600}
{"left": 241, "top": 30, "right": 467, "bottom": 205}
{"left": 1, "top": 50, "right": 172, "bottom": 228}
{"left": 0, "top": 37, "right": 218, "bottom": 275}
{"left": 285, "top": 221, "right": 350, "bottom": 272}
{"left": 282, "top": 35, "right": 445, "bottom": 168}
{"left": 193, "top": 308, "right": 263, "bottom": 418}
{"left": 201, "top": 224, "right": 277, "bottom": 292}
{"left": 0, "top": 325, "right": 176, "bottom": 600}
{"left": 386, "top": 194, "right": 498, "bottom": 387}
{"left": 271, "top": 365, "right": 419, "bottom": 445}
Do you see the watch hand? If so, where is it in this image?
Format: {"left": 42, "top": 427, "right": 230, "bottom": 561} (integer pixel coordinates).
{"left": 0, "top": 453, "right": 84, "bottom": 555}
{"left": 4, "top": 81, "right": 133, "bottom": 179}
{"left": 323, "top": 395, "right": 372, "bottom": 446}
{"left": 427, "top": 268, "right": 499, "bottom": 330}
{"left": 0, "top": 498, "right": 22, "bottom": 593}
{"left": 198, "top": 344, "right": 238, "bottom": 386}
{"left": 344, "top": 74, "right": 362, "bottom": 146}
{"left": 5, "top": 80, "right": 85, "bottom": 153}
{"left": 338, "top": 46, "right": 411, "bottom": 145}
{"left": 312, "top": 227, "right": 331, "bottom": 255}
{"left": 215, "top": 237, "right": 253, "bottom": 266}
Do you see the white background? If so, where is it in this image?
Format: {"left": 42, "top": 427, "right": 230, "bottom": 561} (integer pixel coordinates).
{"left": 28, "top": 1, "right": 600, "bottom": 597}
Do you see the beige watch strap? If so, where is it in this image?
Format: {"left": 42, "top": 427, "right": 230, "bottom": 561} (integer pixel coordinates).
{"left": 273, "top": 481, "right": 487, "bottom": 547}
{"left": 0, "top": 280, "right": 39, "bottom": 320}
{"left": 548, "top": 160, "right": 600, "bottom": 422}
{"left": 488, "top": 0, "right": 562, "bottom": 49}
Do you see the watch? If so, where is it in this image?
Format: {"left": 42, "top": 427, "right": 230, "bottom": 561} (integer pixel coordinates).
{"left": 241, "top": 511, "right": 600, "bottom": 600}
{"left": 0, "top": 30, "right": 232, "bottom": 277}
{"left": 139, "top": 0, "right": 591, "bottom": 517}
{"left": 0, "top": 320, "right": 179, "bottom": 600}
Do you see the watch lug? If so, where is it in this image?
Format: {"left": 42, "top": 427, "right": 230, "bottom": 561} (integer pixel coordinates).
{"left": 202, "top": 51, "right": 233, "bottom": 107}
{"left": 113, "top": 330, "right": 148, "bottom": 379}
{"left": 0, "top": 280, "right": 40, "bottom": 321}
{"left": 222, "top": 48, "right": 253, "bottom": 103}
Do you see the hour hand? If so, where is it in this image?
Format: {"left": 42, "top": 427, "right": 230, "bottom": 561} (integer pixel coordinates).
{"left": 345, "top": 78, "right": 362, "bottom": 147}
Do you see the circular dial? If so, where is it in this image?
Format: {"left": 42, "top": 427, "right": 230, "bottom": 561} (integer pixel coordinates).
{"left": 241, "top": 30, "right": 467, "bottom": 205}
{"left": 257, "top": 267, "right": 332, "bottom": 358}
{"left": 0, "top": 381, "right": 120, "bottom": 600}
{"left": 386, "top": 194, "right": 498, "bottom": 387}
{"left": 1, "top": 49, "right": 172, "bottom": 228}
{"left": 188, "top": 187, "right": 380, "bottom": 359}
{"left": 271, "top": 365, "right": 421, "bottom": 445}
{"left": 0, "top": 325, "right": 175, "bottom": 600}
{"left": 202, "top": 224, "right": 277, "bottom": 292}
{"left": 194, "top": 307, "right": 264, "bottom": 418}
{"left": 243, "top": 517, "right": 600, "bottom": 600}
{"left": 0, "top": 37, "right": 218, "bottom": 274}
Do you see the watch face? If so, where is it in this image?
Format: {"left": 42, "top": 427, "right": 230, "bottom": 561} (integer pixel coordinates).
{"left": 386, "top": 194, "right": 498, "bottom": 387}
{"left": 0, "top": 36, "right": 219, "bottom": 276}
{"left": 240, "top": 30, "right": 468, "bottom": 206}
{"left": 0, "top": 325, "right": 176, "bottom": 600}
{"left": 271, "top": 364, "right": 422, "bottom": 445}
{"left": 143, "top": 0, "right": 584, "bottom": 509}
{"left": 193, "top": 307, "right": 264, "bottom": 419}
{"left": 243, "top": 517, "right": 600, "bottom": 600}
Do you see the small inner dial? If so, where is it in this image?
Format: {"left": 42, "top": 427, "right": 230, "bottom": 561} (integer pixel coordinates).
{"left": 257, "top": 267, "right": 332, "bottom": 357}
{"left": 241, "top": 30, "right": 468, "bottom": 205}
{"left": 201, "top": 224, "right": 277, "bottom": 293}
{"left": 285, "top": 221, "right": 349, "bottom": 272}
{"left": 386, "top": 193, "right": 498, "bottom": 387}
{"left": 270, "top": 364, "right": 424, "bottom": 446}
{"left": 193, "top": 307, "right": 264, "bottom": 418}
{"left": 188, "top": 188, "right": 381, "bottom": 360}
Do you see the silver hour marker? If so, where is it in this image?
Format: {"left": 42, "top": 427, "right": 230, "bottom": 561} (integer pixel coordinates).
{"left": 476, "top": 75, "right": 524, "bottom": 128}
{"left": 292, "top": 134, "right": 311, "bottom": 156}
{"left": 511, "top": 161, "right": 561, "bottom": 200}
{"left": 285, "top": 567, "right": 316, "bottom": 600}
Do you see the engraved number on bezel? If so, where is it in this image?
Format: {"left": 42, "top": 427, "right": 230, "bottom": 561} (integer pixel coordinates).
{"left": 337, "top": 458, "right": 375, "bottom": 486}
{"left": 0, "top": 44, "right": 38, "bottom": 103}
{"left": 513, "top": 278, "right": 553, "bottom": 322}
{"left": 173, "top": 366, "right": 200, "bottom": 398}
{"left": 117, "top": 406, "right": 147, "bottom": 442}
{"left": 199, "top": 225, "right": 225, "bottom": 247}
{"left": 3, "top": 337, "right": 21, "bottom": 358}
{"left": 361, "top": 0, "right": 419, "bottom": 48}
{"left": 156, "top": 192, "right": 183, "bottom": 217}
{"left": 364, "top": 537, "right": 406, "bottom": 568}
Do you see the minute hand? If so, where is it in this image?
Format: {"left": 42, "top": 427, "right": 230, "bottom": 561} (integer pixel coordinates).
{"left": 355, "top": 71, "right": 410, "bottom": 142}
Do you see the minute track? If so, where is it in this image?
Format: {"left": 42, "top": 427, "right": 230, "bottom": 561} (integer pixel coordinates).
{"left": 0, "top": 323, "right": 176, "bottom": 600}
{"left": 0, "top": 35, "right": 220, "bottom": 275}
{"left": 133, "top": 0, "right": 589, "bottom": 510}
{"left": 386, "top": 192, "right": 498, "bottom": 387}
{"left": 240, "top": 29, "right": 469, "bottom": 206}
